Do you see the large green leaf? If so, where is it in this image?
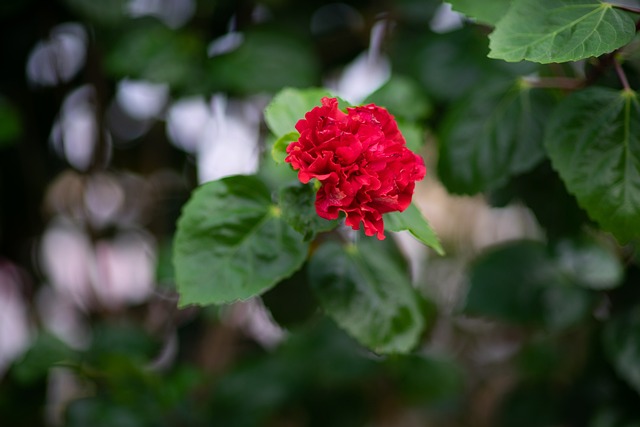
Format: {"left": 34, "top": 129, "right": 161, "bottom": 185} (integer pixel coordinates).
{"left": 438, "top": 79, "right": 552, "bottom": 194}
{"left": 446, "top": 0, "right": 512, "bottom": 25}
{"left": 545, "top": 87, "right": 640, "bottom": 242}
{"left": 173, "top": 175, "right": 308, "bottom": 306}
{"left": 308, "top": 240, "right": 429, "bottom": 354}
{"left": 603, "top": 307, "right": 640, "bottom": 394}
{"left": 488, "top": 0, "right": 636, "bottom": 63}
{"left": 385, "top": 203, "right": 444, "bottom": 255}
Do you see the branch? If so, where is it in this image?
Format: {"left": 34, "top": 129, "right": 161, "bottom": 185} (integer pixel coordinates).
{"left": 614, "top": 58, "right": 632, "bottom": 91}
{"left": 523, "top": 76, "right": 586, "bottom": 90}
{"left": 611, "top": 4, "right": 640, "bottom": 14}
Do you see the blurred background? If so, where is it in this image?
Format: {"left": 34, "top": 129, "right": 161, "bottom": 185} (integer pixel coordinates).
{"left": 1, "top": 0, "right": 639, "bottom": 426}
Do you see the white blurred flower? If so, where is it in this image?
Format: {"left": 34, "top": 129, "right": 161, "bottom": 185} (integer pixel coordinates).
{"left": 26, "top": 23, "right": 87, "bottom": 86}
{"left": 127, "top": 0, "right": 195, "bottom": 28}
{"left": 208, "top": 32, "right": 244, "bottom": 57}
{"left": 0, "top": 262, "right": 31, "bottom": 376}
{"left": 327, "top": 20, "right": 391, "bottom": 103}
{"left": 36, "top": 287, "right": 90, "bottom": 350}
{"left": 116, "top": 79, "right": 169, "bottom": 121}
{"left": 166, "top": 97, "right": 211, "bottom": 153}
{"left": 40, "top": 218, "right": 94, "bottom": 310}
{"left": 430, "top": 3, "right": 465, "bottom": 34}
{"left": 93, "top": 231, "right": 156, "bottom": 309}
{"left": 50, "top": 85, "right": 109, "bottom": 172}
{"left": 197, "top": 96, "right": 260, "bottom": 183}
{"left": 39, "top": 219, "right": 157, "bottom": 311}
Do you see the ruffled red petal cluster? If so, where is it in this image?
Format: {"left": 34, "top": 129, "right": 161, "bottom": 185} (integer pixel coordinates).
{"left": 285, "top": 97, "right": 426, "bottom": 240}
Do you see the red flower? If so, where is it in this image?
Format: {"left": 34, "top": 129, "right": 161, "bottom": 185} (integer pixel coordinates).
{"left": 285, "top": 97, "right": 426, "bottom": 240}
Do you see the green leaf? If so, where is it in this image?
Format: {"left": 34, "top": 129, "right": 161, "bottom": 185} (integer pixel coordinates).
{"left": 62, "top": 0, "right": 128, "bottom": 26}
{"left": 308, "top": 240, "right": 429, "bottom": 354}
{"left": 603, "top": 307, "right": 640, "bottom": 394}
{"left": 363, "top": 75, "right": 432, "bottom": 121}
{"left": 173, "top": 175, "right": 308, "bottom": 306}
{"left": 488, "top": 0, "right": 636, "bottom": 63}
{"left": 545, "top": 87, "right": 640, "bottom": 242}
{"left": 385, "top": 203, "right": 444, "bottom": 255}
{"left": 278, "top": 182, "right": 338, "bottom": 241}
{"left": 271, "top": 131, "right": 299, "bottom": 164}
{"left": 465, "top": 240, "right": 591, "bottom": 329}
{"left": 554, "top": 237, "right": 623, "bottom": 290}
{"left": 438, "top": 79, "right": 552, "bottom": 194}
{"left": 465, "top": 241, "right": 552, "bottom": 324}
{"left": 106, "top": 22, "right": 204, "bottom": 88}
{"left": 391, "top": 27, "right": 534, "bottom": 103}
{"left": 446, "top": 0, "right": 513, "bottom": 26}
{"left": 385, "top": 354, "right": 463, "bottom": 402}
{"left": 0, "top": 96, "right": 22, "bottom": 147}
{"left": 264, "top": 88, "right": 334, "bottom": 138}
{"left": 397, "top": 120, "right": 426, "bottom": 153}
{"left": 207, "top": 30, "right": 320, "bottom": 95}
{"left": 12, "top": 333, "right": 76, "bottom": 385}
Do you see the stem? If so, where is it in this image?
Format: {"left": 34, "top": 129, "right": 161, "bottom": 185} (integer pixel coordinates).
{"left": 611, "top": 4, "right": 640, "bottom": 14}
{"left": 614, "top": 58, "right": 632, "bottom": 91}
{"left": 523, "top": 76, "right": 585, "bottom": 90}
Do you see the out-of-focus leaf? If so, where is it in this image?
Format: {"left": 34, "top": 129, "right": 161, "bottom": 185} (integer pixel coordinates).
{"left": 554, "top": 238, "right": 623, "bottom": 290}
{"left": 364, "top": 75, "right": 432, "bottom": 121}
{"left": 545, "top": 88, "right": 640, "bottom": 242}
{"left": 279, "top": 182, "right": 337, "bottom": 241}
{"left": 106, "top": 22, "right": 204, "bottom": 88}
{"left": 499, "top": 384, "right": 561, "bottom": 427}
{"left": 385, "top": 354, "right": 464, "bottom": 403}
{"left": 510, "top": 161, "right": 589, "bottom": 238}
{"left": 211, "top": 319, "right": 377, "bottom": 427}
{"left": 543, "top": 281, "right": 593, "bottom": 331}
{"left": 66, "top": 399, "right": 142, "bottom": 427}
{"left": 63, "top": 0, "right": 128, "bottom": 26}
{"left": 385, "top": 203, "right": 444, "bottom": 255}
{"left": 489, "top": 0, "right": 635, "bottom": 63}
{"left": 308, "top": 239, "right": 430, "bottom": 354}
{"left": 465, "top": 241, "right": 552, "bottom": 324}
{"left": 465, "top": 240, "right": 591, "bottom": 329}
{"left": 86, "top": 323, "right": 159, "bottom": 364}
{"left": 12, "top": 333, "right": 76, "bottom": 385}
{"left": 439, "top": 79, "right": 553, "bottom": 195}
{"left": 392, "top": 27, "right": 533, "bottom": 102}
{"left": 516, "top": 339, "right": 563, "bottom": 381}
{"left": 603, "top": 307, "right": 640, "bottom": 395}
{"left": 397, "top": 120, "right": 426, "bottom": 153}
{"left": 155, "top": 240, "right": 175, "bottom": 289}
{"left": 446, "top": 0, "right": 512, "bottom": 25}
{"left": 208, "top": 30, "right": 320, "bottom": 95}
{"left": 0, "top": 97, "right": 21, "bottom": 147}
{"left": 173, "top": 175, "right": 308, "bottom": 306}
{"left": 261, "top": 264, "right": 318, "bottom": 328}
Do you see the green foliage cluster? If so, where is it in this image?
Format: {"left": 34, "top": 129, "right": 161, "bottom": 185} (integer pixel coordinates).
{"left": 3, "top": 0, "right": 640, "bottom": 425}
